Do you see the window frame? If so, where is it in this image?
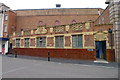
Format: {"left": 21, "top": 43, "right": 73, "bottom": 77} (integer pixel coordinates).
{"left": 55, "top": 36, "right": 64, "bottom": 48}
{"left": 24, "top": 38, "right": 30, "bottom": 48}
{"left": 72, "top": 34, "right": 83, "bottom": 48}
{"left": 36, "top": 37, "right": 46, "bottom": 48}
{"left": 16, "top": 39, "right": 20, "bottom": 48}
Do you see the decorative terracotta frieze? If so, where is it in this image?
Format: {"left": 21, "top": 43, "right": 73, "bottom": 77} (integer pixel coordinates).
{"left": 35, "top": 26, "right": 47, "bottom": 34}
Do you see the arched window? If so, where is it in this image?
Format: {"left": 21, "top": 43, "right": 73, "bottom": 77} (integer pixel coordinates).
{"left": 38, "top": 21, "right": 44, "bottom": 26}
{"left": 12, "top": 25, "right": 16, "bottom": 31}
{"left": 55, "top": 20, "right": 60, "bottom": 25}
{"left": 72, "top": 20, "right": 76, "bottom": 24}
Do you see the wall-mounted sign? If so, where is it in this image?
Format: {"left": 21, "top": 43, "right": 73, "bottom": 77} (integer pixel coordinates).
{"left": 87, "top": 49, "right": 94, "bottom": 51}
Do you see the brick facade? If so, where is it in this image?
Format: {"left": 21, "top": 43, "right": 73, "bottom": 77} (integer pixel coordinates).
{"left": 21, "top": 39, "right": 24, "bottom": 46}
{"left": 30, "top": 38, "right": 35, "bottom": 46}
{"left": 5, "top": 7, "right": 115, "bottom": 62}
{"left": 84, "top": 35, "right": 94, "bottom": 47}
{"left": 94, "top": 6, "right": 111, "bottom": 25}
{"left": 3, "top": 10, "right": 17, "bottom": 35}
{"left": 12, "top": 48, "right": 96, "bottom": 61}
{"left": 65, "top": 36, "right": 71, "bottom": 47}
{"left": 47, "top": 37, "right": 54, "bottom": 47}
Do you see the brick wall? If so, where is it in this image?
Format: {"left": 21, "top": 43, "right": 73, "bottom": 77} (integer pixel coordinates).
{"left": 7, "top": 10, "right": 17, "bottom": 35}
{"left": 94, "top": 6, "right": 111, "bottom": 25}
{"left": 21, "top": 39, "right": 24, "bottom": 46}
{"left": 14, "top": 8, "right": 104, "bottom": 32}
{"left": 106, "top": 49, "right": 115, "bottom": 62}
{"left": 47, "top": 37, "right": 54, "bottom": 47}
{"left": 30, "top": 38, "right": 35, "bottom": 46}
{"left": 16, "top": 15, "right": 99, "bottom": 31}
{"left": 65, "top": 36, "right": 71, "bottom": 47}
{"left": 84, "top": 35, "right": 94, "bottom": 47}
{"left": 15, "top": 8, "right": 104, "bottom": 16}
{"left": 12, "top": 48, "right": 96, "bottom": 60}
{"left": 12, "top": 40, "right": 15, "bottom": 46}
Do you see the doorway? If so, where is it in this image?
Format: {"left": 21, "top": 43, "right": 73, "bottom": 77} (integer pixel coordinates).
{"left": 95, "top": 41, "right": 106, "bottom": 60}
{"left": 10, "top": 43, "right": 12, "bottom": 54}
{"left": 2, "top": 43, "right": 5, "bottom": 55}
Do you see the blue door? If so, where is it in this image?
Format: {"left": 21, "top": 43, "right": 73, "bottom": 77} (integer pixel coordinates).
{"left": 95, "top": 41, "right": 106, "bottom": 59}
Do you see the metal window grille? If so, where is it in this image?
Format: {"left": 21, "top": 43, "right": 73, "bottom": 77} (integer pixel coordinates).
{"left": 72, "top": 35, "right": 82, "bottom": 48}
{"left": 36, "top": 37, "right": 46, "bottom": 48}
{"left": 24, "top": 38, "right": 30, "bottom": 48}
{"left": 55, "top": 36, "right": 64, "bottom": 48}
{"left": 16, "top": 39, "right": 20, "bottom": 48}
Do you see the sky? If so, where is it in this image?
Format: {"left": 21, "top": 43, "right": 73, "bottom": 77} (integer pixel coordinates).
{"left": 0, "top": 0, "right": 108, "bottom": 10}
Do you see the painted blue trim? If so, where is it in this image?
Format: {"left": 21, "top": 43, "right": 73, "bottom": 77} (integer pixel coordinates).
{"left": 0, "top": 38, "right": 9, "bottom": 41}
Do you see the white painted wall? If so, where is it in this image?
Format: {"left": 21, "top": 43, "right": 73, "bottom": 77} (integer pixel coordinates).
{"left": 5, "top": 41, "right": 8, "bottom": 54}
{"left": 0, "top": 14, "right": 4, "bottom": 37}
{"left": 0, "top": 3, "right": 9, "bottom": 37}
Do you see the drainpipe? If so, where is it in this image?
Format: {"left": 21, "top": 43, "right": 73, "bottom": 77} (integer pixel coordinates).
{"left": 108, "top": 28, "right": 113, "bottom": 49}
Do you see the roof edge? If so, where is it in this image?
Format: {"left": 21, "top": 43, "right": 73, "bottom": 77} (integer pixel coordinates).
{"left": 14, "top": 8, "right": 104, "bottom": 11}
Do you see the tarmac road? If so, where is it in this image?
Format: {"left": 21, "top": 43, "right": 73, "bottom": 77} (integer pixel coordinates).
{"left": 1, "top": 55, "right": 118, "bottom": 78}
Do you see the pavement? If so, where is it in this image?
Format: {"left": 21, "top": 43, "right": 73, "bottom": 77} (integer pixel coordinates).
{"left": 1, "top": 54, "right": 119, "bottom": 78}
{"left": 6, "top": 54, "right": 118, "bottom": 68}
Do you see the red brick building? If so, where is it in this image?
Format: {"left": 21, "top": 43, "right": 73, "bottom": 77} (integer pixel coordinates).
{"left": 0, "top": 3, "right": 16, "bottom": 55}
{"left": 5, "top": 7, "right": 115, "bottom": 62}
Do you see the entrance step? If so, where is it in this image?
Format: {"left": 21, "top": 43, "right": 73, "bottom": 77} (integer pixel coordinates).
{"left": 94, "top": 59, "right": 109, "bottom": 63}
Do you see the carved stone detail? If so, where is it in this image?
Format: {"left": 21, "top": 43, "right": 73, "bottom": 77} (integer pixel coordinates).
{"left": 66, "top": 25, "right": 70, "bottom": 31}
{"left": 31, "top": 30, "right": 34, "bottom": 35}
{"left": 24, "top": 30, "right": 31, "bottom": 35}
{"left": 35, "top": 27, "right": 47, "bottom": 34}
{"left": 94, "top": 31, "right": 107, "bottom": 41}
{"left": 55, "top": 26, "right": 65, "bottom": 32}
{"left": 15, "top": 32, "right": 21, "bottom": 36}
{"left": 85, "top": 22, "right": 90, "bottom": 30}
{"left": 72, "top": 24, "right": 82, "bottom": 31}
{"left": 50, "top": 27, "right": 53, "bottom": 33}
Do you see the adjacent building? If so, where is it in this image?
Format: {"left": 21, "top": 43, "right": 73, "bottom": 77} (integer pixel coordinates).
{"left": 0, "top": 3, "right": 16, "bottom": 55}
{"left": 105, "top": 0, "right": 120, "bottom": 62}
{"left": 0, "top": 3, "right": 9, "bottom": 55}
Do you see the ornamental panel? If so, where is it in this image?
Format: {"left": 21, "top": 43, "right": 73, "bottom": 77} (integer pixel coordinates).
{"left": 24, "top": 30, "right": 31, "bottom": 36}
{"left": 85, "top": 22, "right": 90, "bottom": 30}
{"left": 72, "top": 24, "right": 82, "bottom": 31}
{"left": 94, "top": 31, "right": 107, "bottom": 41}
{"left": 15, "top": 32, "right": 21, "bottom": 36}
{"left": 55, "top": 26, "right": 65, "bottom": 32}
{"left": 35, "top": 26, "right": 47, "bottom": 34}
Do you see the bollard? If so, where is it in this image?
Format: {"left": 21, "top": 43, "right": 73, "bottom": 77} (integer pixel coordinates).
{"left": 15, "top": 51, "right": 17, "bottom": 58}
{"left": 48, "top": 51, "right": 50, "bottom": 61}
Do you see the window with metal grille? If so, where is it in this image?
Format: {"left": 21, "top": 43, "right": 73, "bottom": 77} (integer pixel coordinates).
{"left": 55, "top": 36, "right": 64, "bottom": 48}
{"left": 16, "top": 39, "right": 20, "bottom": 48}
{"left": 24, "top": 38, "right": 30, "bottom": 48}
{"left": 36, "top": 37, "right": 46, "bottom": 48}
{"left": 72, "top": 35, "right": 82, "bottom": 48}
